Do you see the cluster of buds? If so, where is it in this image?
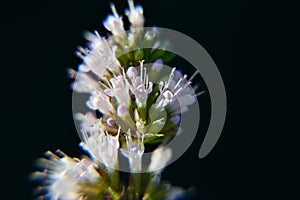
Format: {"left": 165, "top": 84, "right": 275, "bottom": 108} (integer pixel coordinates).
{"left": 32, "top": 0, "right": 201, "bottom": 199}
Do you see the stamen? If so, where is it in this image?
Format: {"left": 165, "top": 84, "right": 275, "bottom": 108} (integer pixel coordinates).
{"left": 55, "top": 149, "right": 67, "bottom": 157}
{"left": 105, "top": 130, "right": 109, "bottom": 142}
{"left": 195, "top": 90, "right": 206, "bottom": 97}
{"left": 188, "top": 70, "right": 199, "bottom": 82}
{"left": 117, "top": 126, "right": 121, "bottom": 137}
{"left": 78, "top": 46, "right": 88, "bottom": 54}
{"left": 103, "top": 77, "right": 113, "bottom": 88}
{"left": 99, "top": 81, "right": 110, "bottom": 90}
{"left": 121, "top": 67, "right": 127, "bottom": 78}
{"left": 182, "top": 81, "right": 192, "bottom": 91}
{"left": 128, "top": 0, "right": 135, "bottom": 12}
{"left": 173, "top": 87, "right": 183, "bottom": 97}
{"left": 165, "top": 68, "right": 176, "bottom": 89}
{"left": 144, "top": 67, "right": 147, "bottom": 84}
{"left": 94, "top": 31, "right": 101, "bottom": 38}
{"left": 45, "top": 151, "right": 60, "bottom": 160}
{"left": 174, "top": 77, "right": 183, "bottom": 90}
{"left": 110, "top": 3, "right": 119, "bottom": 18}
{"left": 145, "top": 75, "right": 149, "bottom": 89}
{"left": 75, "top": 51, "right": 85, "bottom": 59}
{"left": 139, "top": 60, "right": 145, "bottom": 80}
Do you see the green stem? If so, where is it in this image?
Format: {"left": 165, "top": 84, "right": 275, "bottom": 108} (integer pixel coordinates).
{"left": 108, "top": 186, "right": 121, "bottom": 200}
{"left": 132, "top": 172, "right": 142, "bottom": 197}
{"left": 111, "top": 169, "right": 120, "bottom": 191}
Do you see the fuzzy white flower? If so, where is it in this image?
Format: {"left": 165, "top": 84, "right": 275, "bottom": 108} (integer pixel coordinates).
{"left": 128, "top": 60, "right": 153, "bottom": 107}
{"left": 75, "top": 112, "right": 99, "bottom": 133}
{"left": 155, "top": 68, "right": 198, "bottom": 113}
{"left": 33, "top": 0, "right": 202, "bottom": 198}
{"left": 31, "top": 151, "right": 99, "bottom": 200}
{"left": 68, "top": 69, "right": 98, "bottom": 93}
{"left": 120, "top": 129, "right": 145, "bottom": 172}
{"left": 80, "top": 124, "right": 121, "bottom": 172}
{"left": 104, "top": 75, "right": 131, "bottom": 107}
{"left": 126, "top": 0, "right": 145, "bottom": 29}
{"left": 78, "top": 31, "right": 120, "bottom": 78}
{"left": 103, "top": 4, "right": 125, "bottom": 36}
{"left": 86, "top": 89, "right": 115, "bottom": 115}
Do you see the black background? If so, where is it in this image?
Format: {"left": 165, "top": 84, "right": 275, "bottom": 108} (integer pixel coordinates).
{"left": 3, "top": 0, "right": 298, "bottom": 199}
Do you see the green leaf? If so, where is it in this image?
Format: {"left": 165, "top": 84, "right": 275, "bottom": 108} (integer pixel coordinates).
{"left": 134, "top": 48, "right": 145, "bottom": 62}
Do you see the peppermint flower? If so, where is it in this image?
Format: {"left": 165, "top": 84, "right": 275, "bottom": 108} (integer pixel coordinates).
{"left": 128, "top": 60, "right": 153, "bottom": 108}
{"left": 31, "top": 151, "right": 99, "bottom": 200}
{"left": 75, "top": 112, "right": 99, "bottom": 133}
{"left": 79, "top": 122, "right": 121, "bottom": 172}
{"left": 155, "top": 68, "right": 198, "bottom": 113}
{"left": 32, "top": 0, "right": 202, "bottom": 199}
{"left": 104, "top": 75, "right": 131, "bottom": 107}
{"left": 86, "top": 89, "right": 115, "bottom": 115}
{"left": 120, "top": 129, "right": 145, "bottom": 172}
{"left": 126, "top": 0, "right": 145, "bottom": 29}
{"left": 77, "top": 31, "right": 120, "bottom": 78}
{"left": 103, "top": 4, "right": 125, "bottom": 36}
{"left": 68, "top": 69, "right": 98, "bottom": 93}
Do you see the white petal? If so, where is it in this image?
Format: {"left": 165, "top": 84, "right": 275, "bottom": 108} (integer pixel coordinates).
{"left": 163, "top": 90, "right": 174, "bottom": 100}
{"left": 148, "top": 147, "right": 172, "bottom": 172}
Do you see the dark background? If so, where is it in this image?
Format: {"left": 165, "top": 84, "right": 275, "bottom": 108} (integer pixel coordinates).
{"left": 3, "top": 0, "right": 298, "bottom": 199}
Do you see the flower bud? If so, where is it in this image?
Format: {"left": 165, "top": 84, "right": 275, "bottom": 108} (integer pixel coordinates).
{"left": 107, "top": 117, "right": 116, "bottom": 126}
{"left": 170, "top": 115, "right": 181, "bottom": 124}
{"left": 117, "top": 105, "right": 129, "bottom": 117}
{"left": 126, "top": 66, "right": 138, "bottom": 79}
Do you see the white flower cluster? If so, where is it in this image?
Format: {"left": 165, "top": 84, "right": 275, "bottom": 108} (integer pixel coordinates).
{"left": 31, "top": 151, "right": 99, "bottom": 200}
{"left": 32, "top": 0, "right": 200, "bottom": 199}
{"left": 69, "top": 0, "right": 198, "bottom": 173}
